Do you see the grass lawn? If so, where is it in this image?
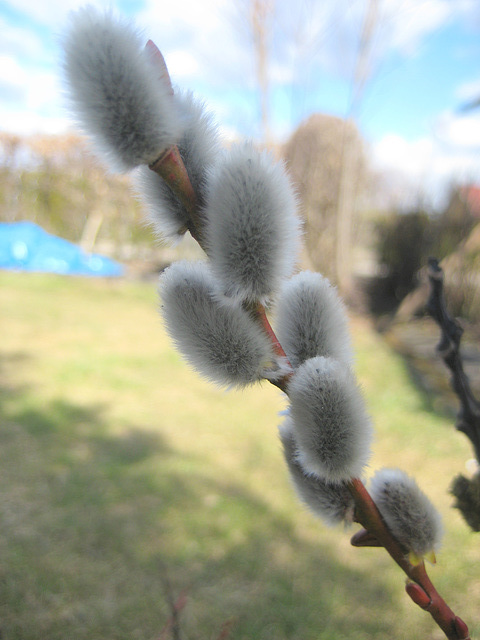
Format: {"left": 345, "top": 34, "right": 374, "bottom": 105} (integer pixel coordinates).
{"left": 0, "top": 271, "right": 479, "bottom": 640}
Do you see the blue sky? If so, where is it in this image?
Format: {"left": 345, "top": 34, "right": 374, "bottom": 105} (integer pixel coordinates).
{"left": 0, "top": 0, "right": 479, "bottom": 207}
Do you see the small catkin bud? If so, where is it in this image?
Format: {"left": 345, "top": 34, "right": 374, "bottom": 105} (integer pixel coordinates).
{"left": 62, "top": 7, "right": 181, "bottom": 171}
{"left": 287, "top": 357, "right": 372, "bottom": 483}
{"left": 369, "top": 468, "right": 443, "bottom": 558}
{"left": 134, "top": 91, "right": 220, "bottom": 242}
{"left": 159, "top": 261, "right": 275, "bottom": 387}
{"left": 205, "top": 142, "right": 301, "bottom": 304}
{"left": 279, "top": 417, "right": 355, "bottom": 526}
{"left": 275, "top": 271, "right": 353, "bottom": 368}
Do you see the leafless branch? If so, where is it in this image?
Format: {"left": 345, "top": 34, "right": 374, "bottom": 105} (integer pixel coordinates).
{"left": 158, "top": 565, "right": 189, "bottom": 640}
{"left": 426, "top": 257, "right": 480, "bottom": 531}
{"left": 426, "top": 257, "right": 480, "bottom": 462}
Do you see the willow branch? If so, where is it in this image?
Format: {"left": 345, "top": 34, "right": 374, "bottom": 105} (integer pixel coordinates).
{"left": 146, "top": 40, "right": 204, "bottom": 246}
{"left": 247, "top": 301, "right": 292, "bottom": 392}
{"left": 348, "top": 478, "right": 470, "bottom": 640}
{"left": 252, "top": 302, "right": 470, "bottom": 640}
{"left": 158, "top": 574, "right": 188, "bottom": 640}
{"left": 149, "top": 146, "right": 203, "bottom": 245}
{"left": 147, "top": 89, "right": 471, "bottom": 638}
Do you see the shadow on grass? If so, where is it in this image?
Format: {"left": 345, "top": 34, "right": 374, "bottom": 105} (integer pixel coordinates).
{"left": 0, "top": 352, "right": 400, "bottom": 640}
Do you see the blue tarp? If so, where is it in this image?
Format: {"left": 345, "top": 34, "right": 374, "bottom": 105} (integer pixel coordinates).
{"left": 0, "top": 221, "right": 124, "bottom": 277}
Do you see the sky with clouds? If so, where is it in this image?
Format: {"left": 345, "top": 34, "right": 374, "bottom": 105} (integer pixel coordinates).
{"left": 0, "top": 0, "right": 479, "bottom": 209}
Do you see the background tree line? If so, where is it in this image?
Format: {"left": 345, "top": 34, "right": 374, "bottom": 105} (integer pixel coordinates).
{"left": 0, "top": 132, "right": 156, "bottom": 263}
{"left": 1, "top": 126, "right": 479, "bottom": 323}
{"left": 375, "top": 189, "right": 480, "bottom": 323}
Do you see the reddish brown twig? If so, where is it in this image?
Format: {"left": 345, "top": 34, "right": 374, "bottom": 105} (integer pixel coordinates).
{"left": 146, "top": 39, "right": 203, "bottom": 245}
{"left": 247, "top": 301, "right": 292, "bottom": 392}
{"left": 158, "top": 588, "right": 189, "bottom": 640}
{"left": 214, "top": 618, "right": 236, "bottom": 640}
{"left": 348, "top": 478, "right": 470, "bottom": 640}
{"left": 147, "top": 46, "right": 471, "bottom": 640}
{"left": 149, "top": 145, "right": 202, "bottom": 243}
{"left": 252, "top": 301, "right": 471, "bottom": 639}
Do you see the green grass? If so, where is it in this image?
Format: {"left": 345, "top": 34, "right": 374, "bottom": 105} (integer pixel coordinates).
{"left": 0, "top": 271, "right": 479, "bottom": 640}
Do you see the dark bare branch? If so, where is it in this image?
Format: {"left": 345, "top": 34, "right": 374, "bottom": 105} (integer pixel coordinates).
{"left": 426, "top": 257, "right": 480, "bottom": 532}
{"left": 426, "top": 257, "right": 480, "bottom": 462}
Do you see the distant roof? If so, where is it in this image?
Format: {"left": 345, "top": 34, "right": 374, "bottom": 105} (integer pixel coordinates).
{"left": 0, "top": 221, "right": 124, "bottom": 277}
{"left": 460, "top": 186, "right": 480, "bottom": 218}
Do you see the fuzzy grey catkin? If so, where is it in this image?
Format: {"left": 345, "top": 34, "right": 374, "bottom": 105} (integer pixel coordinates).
{"left": 62, "top": 7, "right": 181, "bottom": 171}
{"left": 288, "top": 356, "right": 372, "bottom": 483}
{"left": 279, "top": 418, "right": 355, "bottom": 526}
{"left": 369, "top": 468, "right": 443, "bottom": 557}
{"left": 159, "top": 261, "right": 275, "bottom": 387}
{"left": 275, "top": 271, "right": 353, "bottom": 368}
{"left": 205, "top": 142, "right": 301, "bottom": 304}
{"left": 134, "top": 91, "right": 220, "bottom": 242}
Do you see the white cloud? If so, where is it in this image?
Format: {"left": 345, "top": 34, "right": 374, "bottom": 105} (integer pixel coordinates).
{"left": 0, "top": 54, "right": 67, "bottom": 135}
{"left": 456, "top": 77, "right": 480, "bottom": 103}
{"left": 0, "top": 55, "right": 29, "bottom": 98}
{"left": 0, "top": 16, "right": 46, "bottom": 60}
{"left": 2, "top": 0, "right": 108, "bottom": 28}
{"left": 136, "top": 0, "right": 254, "bottom": 90}
{"left": 373, "top": 134, "right": 434, "bottom": 180}
{"left": 434, "top": 110, "right": 480, "bottom": 148}
{"left": 0, "top": 0, "right": 478, "bottom": 155}
{"left": 0, "top": 0, "right": 253, "bottom": 135}
{"left": 372, "top": 131, "right": 480, "bottom": 209}
{"left": 164, "top": 50, "right": 199, "bottom": 79}
{"left": 269, "top": 0, "right": 455, "bottom": 82}
{"left": 378, "top": 0, "right": 452, "bottom": 56}
{"left": 0, "top": 110, "right": 70, "bottom": 136}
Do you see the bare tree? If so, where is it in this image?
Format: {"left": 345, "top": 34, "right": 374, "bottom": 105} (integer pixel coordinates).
{"left": 336, "top": 0, "right": 379, "bottom": 294}
{"left": 283, "top": 113, "right": 369, "bottom": 284}
{"left": 249, "top": 0, "right": 275, "bottom": 146}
